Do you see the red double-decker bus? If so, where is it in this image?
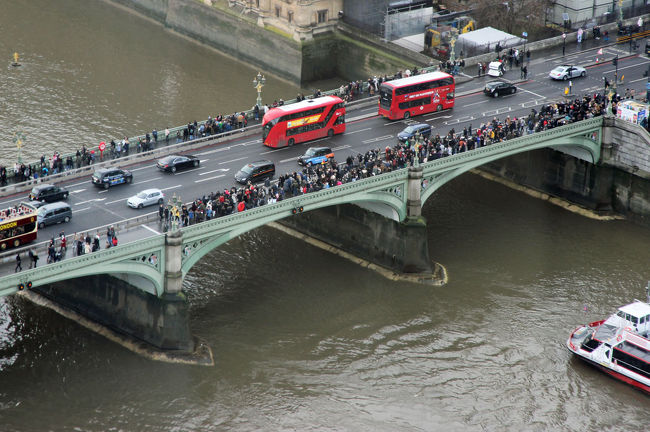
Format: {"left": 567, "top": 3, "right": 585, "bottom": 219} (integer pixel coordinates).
{"left": 0, "top": 202, "right": 38, "bottom": 250}
{"left": 262, "top": 96, "right": 346, "bottom": 148}
{"left": 378, "top": 71, "right": 455, "bottom": 120}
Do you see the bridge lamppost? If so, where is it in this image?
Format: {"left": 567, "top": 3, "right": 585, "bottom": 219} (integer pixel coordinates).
{"left": 168, "top": 193, "right": 182, "bottom": 232}
{"left": 12, "top": 131, "right": 25, "bottom": 164}
{"left": 252, "top": 72, "right": 266, "bottom": 109}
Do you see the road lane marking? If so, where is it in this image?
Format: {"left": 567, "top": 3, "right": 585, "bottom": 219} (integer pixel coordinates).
{"left": 161, "top": 185, "right": 182, "bottom": 191}
{"left": 70, "top": 189, "right": 86, "bottom": 193}
{"left": 143, "top": 225, "right": 161, "bottom": 235}
{"left": 362, "top": 135, "right": 393, "bottom": 144}
{"left": 131, "top": 165, "right": 154, "bottom": 172}
{"left": 519, "top": 88, "right": 545, "bottom": 98}
{"left": 196, "top": 147, "right": 231, "bottom": 156}
{"left": 75, "top": 207, "right": 91, "bottom": 212}
{"left": 332, "top": 145, "right": 351, "bottom": 151}
{"left": 219, "top": 156, "right": 247, "bottom": 165}
{"left": 171, "top": 167, "right": 204, "bottom": 175}
{"left": 75, "top": 198, "right": 106, "bottom": 205}
{"left": 194, "top": 175, "right": 225, "bottom": 183}
{"left": 346, "top": 127, "right": 372, "bottom": 134}
{"left": 105, "top": 197, "right": 126, "bottom": 205}
{"left": 280, "top": 156, "right": 300, "bottom": 163}
{"left": 464, "top": 100, "right": 489, "bottom": 107}
{"left": 133, "top": 178, "right": 157, "bottom": 185}
{"left": 199, "top": 168, "right": 230, "bottom": 176}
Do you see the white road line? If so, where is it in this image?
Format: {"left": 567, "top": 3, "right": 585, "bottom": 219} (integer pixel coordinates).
{"left": 602, "top": 59, "right": 650, "bottom": 74}
{"left": 67, "top": 181, "right": 90, "bottom": 187}
{"left": 199, "top": 168, "right": 230, "bottom": 176}
{"left": 98, "top": 189, "right": 108, "bottom": 194}
{"left": 70, "top": 189, "right": 86, "bottom": 194}
{"left": 219, "top": 156, "right": 247, "bottom": 165}
{"left": 520, "top": 88, "right": 546, "bottom": 98}
{"left": 346, "top": 127, "right": 372, "bottom": 134}
{"left": 259, "top": 147, "right": 291, "bottom": 154}
{"left": 130, "top": 165, "right": 154, "bottom": 172}
{"left": 161, "top": 185, "right": 182, "bottom": 191}
{"left": 362, "top": 135, "right": 393, "bottom": 144}
{"left": 133, "top": 178, "right": 157, "bottom": 185}
{"left": 104, "top": 197, "right": 126, "bottom": 205}
{"left": 75, "top": 207, "right": 91, "bottom": 212}
{"left": 194, "top": 175, "right": 225, "bottom": 183}
{"left": 171, "top": 167, "right": 203, "bottom": 175}
{"left": 280, "top": 156, "right": 300, "bottom": 163}
{"left": 332, "top": 145, "right": 351, "bottom": 151}
{"left": 464, "top": 100, "right": 489, "bottom": 107}
{"left": 75, "top": 198, "right": 106, "bottom": 206}
{"left": 142, "top": 225, "right": 161, "bottom": 235}
{"left": 196, "top": 147, "right": 231, "bottom": 156}
{"left": 629, "top": 77, "right": 648, "bottom": 83}
{"left": 199, "top": 159, "right": 209, "bottom": 163}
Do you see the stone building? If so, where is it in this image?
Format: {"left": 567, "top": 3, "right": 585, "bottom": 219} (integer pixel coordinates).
{"left": 226, "top": 0, "right": 343, "bottom": 41}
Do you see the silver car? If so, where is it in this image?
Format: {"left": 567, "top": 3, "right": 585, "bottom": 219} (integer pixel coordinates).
{"left": 549, "top": 65, "right": 586, "bottom": 80}
{"left": 127, "top": 188, "right": 164, "bottom": 209}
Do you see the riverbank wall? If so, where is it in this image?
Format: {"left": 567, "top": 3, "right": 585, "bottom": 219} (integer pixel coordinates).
{"left": 479, "top": 117, "right": 650, "bottom": 226}
{"left": 105, "top": 0, "right": 420, "bottom": 85}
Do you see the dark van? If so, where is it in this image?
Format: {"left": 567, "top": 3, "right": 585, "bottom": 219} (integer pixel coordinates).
{"left": 37, "top": 202, "right": 72, "bottom": 228}
{"left": 235, "top": 160, "right": 275, "bottom": 184}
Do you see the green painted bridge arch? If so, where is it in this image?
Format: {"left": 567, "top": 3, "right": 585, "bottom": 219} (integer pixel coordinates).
{"left": 419, "top": 116, "right": 603, "bottom": 204}
{"left": 0, "top": 116, "right": 605, "bottom": 298}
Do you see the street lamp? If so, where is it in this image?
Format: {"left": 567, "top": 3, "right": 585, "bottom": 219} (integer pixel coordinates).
{"left": 562, "top": 32, "right": 566, "bottom": 56}
{"left": 12, "top": 131, "right": 25, "bottom": 164}
{"left": 168, "top": 193, "right": 182, "bottom": 232}
{"left": 252, "top": 72, "right": 266, "bottom": 109}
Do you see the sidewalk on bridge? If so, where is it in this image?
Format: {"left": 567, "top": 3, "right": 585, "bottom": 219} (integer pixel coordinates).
{"left": 2, "top": 217, "right": 167, "bottom": 277}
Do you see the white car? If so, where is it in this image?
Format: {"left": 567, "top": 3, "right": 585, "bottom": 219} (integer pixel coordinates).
{"left": 549, "top": 65, "right": 586, "bottom": 80}
{"left": 127, "top": 188, "right": 164, "bottom": 209}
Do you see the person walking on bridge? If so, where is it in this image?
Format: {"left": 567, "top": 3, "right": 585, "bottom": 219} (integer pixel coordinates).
{"left": 15, "top": 253, "right": 22, "bottom": 272}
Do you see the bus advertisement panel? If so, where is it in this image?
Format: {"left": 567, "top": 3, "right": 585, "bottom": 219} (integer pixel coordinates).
{"left": 262, "top": 96, "right": 346, "bottom": 148}
{"left": 0, "top": 202, "right": 38, "bottom": 250}
{"left": 378, "top": 71, "right": 455, "bottom": 120}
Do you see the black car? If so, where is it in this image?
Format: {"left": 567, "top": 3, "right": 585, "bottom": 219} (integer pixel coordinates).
{"left": 28, "top": 184, "right": 69, "bottom": 202}
{"left": 157, "top": 154, "right": 200, "bottom": 173}
{"left": 484, "top": 81, "right": 517, "bottom": 97}
{"left": 91, "top": 168, "right": 133, "bottom": 189}
{"left": 235, "top": 160, "right": 275, "bottom": 184}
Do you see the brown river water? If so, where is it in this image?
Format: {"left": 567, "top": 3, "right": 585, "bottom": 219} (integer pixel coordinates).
{"left": 0, "top": 1, "right": 649, "bottom": 431}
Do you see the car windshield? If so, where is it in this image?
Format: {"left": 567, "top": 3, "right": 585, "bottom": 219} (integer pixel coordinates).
{"left": 305, "top": 148, "right": 317, "bottom": 157}
{"left": 552, "top": 67, "right": 566, "bottom": 73}
{"left": 37, "top": 207, "right": 47, "bottom": 215}
{"left": 136, "top": 192, "right": 148, "bottom": 199}
{"left": 240, "top": 165, "right": 254, "bottom": 174}
{"left": 403, "top": 126, "right": 416, "bottom": 134}
{"left": 159, "top": 156, "right": 174, "bottom": 164}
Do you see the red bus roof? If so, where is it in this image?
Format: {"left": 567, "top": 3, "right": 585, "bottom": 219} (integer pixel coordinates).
{"left": 263, "top": 95, "right": 344, "bottom": 123}
{"left": 381, "top": 71, "right": 454, "bottom": 89}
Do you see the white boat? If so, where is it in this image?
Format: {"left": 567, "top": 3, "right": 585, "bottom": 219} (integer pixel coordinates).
{"left": 567, "top": 284, "right": 650, "bottom": 394}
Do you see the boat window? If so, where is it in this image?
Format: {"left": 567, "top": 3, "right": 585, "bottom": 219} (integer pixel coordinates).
{"left": 617, "top": 311, "right": 625, "bottom": 318}
{"left": 642, "top": 316, "right": 646, "bottom": 324}
{"left": 632, "top": 315, "right": 639, "bottom": 324}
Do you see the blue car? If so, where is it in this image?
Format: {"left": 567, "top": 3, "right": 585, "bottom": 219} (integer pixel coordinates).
{"left": 298, "top": 147, "right": 335, "bottom": 166}
{"left": 397, "top": 123, "right": 432, "bottom": 142}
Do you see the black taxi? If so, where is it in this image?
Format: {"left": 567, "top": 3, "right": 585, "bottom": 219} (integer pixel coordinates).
{"left": 92, "top": 168, "right": 133, "bottom": 189}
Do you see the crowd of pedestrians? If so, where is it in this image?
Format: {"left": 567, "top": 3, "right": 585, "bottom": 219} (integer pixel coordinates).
{"left": 159, "top": 91, "right": 608, "bottom": 231}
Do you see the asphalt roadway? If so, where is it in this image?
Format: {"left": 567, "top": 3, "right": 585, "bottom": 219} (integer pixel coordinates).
{"left": 2, "top": 42, "right": 650, "bottom": 271}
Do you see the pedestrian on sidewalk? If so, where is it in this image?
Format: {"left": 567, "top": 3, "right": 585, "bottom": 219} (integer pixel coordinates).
{"left": 477, "top": 62, "right": 482, "bottom": 77}
{"left": 15, "top": 253, "right": 22, "bottom": 272}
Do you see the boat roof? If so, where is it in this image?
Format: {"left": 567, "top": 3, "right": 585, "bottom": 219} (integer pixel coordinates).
{"left": 619, "top": 301, "right": 650, "bottom": 317}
